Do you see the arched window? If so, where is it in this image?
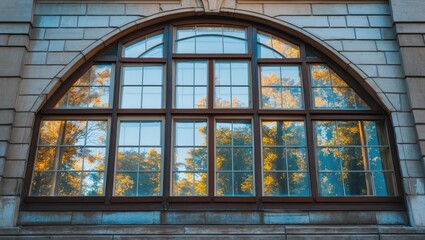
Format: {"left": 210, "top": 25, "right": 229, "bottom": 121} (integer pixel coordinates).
{"left": 24, "top": 20, "right": 402, "bottom": 210}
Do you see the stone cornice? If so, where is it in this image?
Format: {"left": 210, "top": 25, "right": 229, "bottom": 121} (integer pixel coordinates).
{"left": 238, "top": 0, "right": 388, "bottom": 3}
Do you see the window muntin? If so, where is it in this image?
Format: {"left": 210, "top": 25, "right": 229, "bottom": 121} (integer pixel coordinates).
{"left": 262, "top": 120, "right": 310, "bottom": 196}
{"left": 175, "top": 61, "right": 208, "bottom": 109}
{"left": 114, "top": 120, "right": 163, "bottom": 196}
{"left": 257, "top": 31, "right": 300, "bottom": 59}
{"left": 27, "top": 22, "right": 400, "bottom": 207}
{"left": 310, "top": 64, "right": 369, "bottom": 110}
{"left": 214, "top": 61, "right": 250, "bottom": 108}
{"left": 56, "top": 64, "right": 113, "bottom": 109}
{"left": 31, "top": 120, "right": 108, "bottom": 196}
{"left": 175, "top": 25, "right": 247, "bottom": 54}
{"left": 172, "top": 120, "right": 208, "bottom": 196}
{"left": 121, "top": 65, "right": 164, "bottom": 109}
{"left": 123, "top": 31, "right": 164, "bottom": 58}
{"left": 216, "top": 120, "right": 254, "bottom": 196}
{"left": 315, "top": 120, "right": 396, "bottom": 196}
{"left": 260, "top": 65, "right": 304, "bottom": 109}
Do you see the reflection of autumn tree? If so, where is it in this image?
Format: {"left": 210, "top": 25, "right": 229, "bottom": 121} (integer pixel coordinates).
{"left": 267, "top": 38, "right": 300, "bottom": 58}
{"left": 56, "top": 65, "right": 111, "bottom": 108}
{"left": 261, "top": 71, "right": 301, "bottom": 109}
{"left": 31, "top": 120, "right": 107, "bottom": 196}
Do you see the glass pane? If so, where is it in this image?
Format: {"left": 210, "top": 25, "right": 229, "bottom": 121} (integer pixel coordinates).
{"left": 340, "top": 147, "right": 365, "bottom": 171}
{"left": 315, "top": 121, "right": 338, "bottom": 146}
{"left": 82, "top": 172, "right": 104, "bottom": 196}
{"left": 234, "top": 172, "right": 254, "bottom": 196}
{"left": 285, "top": 122, "right": 306, "bottom": 146}
{"left": 140, "top": 147, "right": 162, "bottom": 171}
{"left": 232, "top": 87, "right": 249, "bottom": 108}
{"left": 121, "top": 86, "right": 142, "bottom": 108}
{"left": 68, "top": 87, "right": 89, "bottom": 107}
{"left": 223, "top": 37, "right": 246, "bottom": 54}
{"left": 123, "top": 67, "right": 143, "bottom": 85}
{"left": 215, "top": 62, "right": 231, "bottom": 85}
{"left": 231, "top": 62, "right": 249, "bottom": 85}
{"left": 334, "top": 88, "right": 356, "bottom": 109}
{"left": 59, "top": 171, "right": 81, "bottom": 196}
{"left": 311, "top": 64, "right": 331, "bottom": 86}
{"left": 289, "top": 173, "right": 310, "bottom": 196}
{"left": 140, "top": 121, "right": 161, "bottom": 146}
{"left": 257, "top": 31, "right": 300, "bottom": 58}
{"left": 60, "top": 146, "right": 83, "bottom": 171}
{"left": 38, "top": 121, "right": 63, "bottom": 145}
{"left": 216, "top": 172, "right": 232, "bottom": 196}
{"left": 30, "top": 172, "right": 54, "bottom": 196}
{"left": 176, "top": 87, "right": 194, "bottom": 109}
{"left": 282, "top": 87, "right": 303, "bottom": 109}
{"left": 141, "top": 45, "right": 163, "bottom": 58}
{"left": 119, "top": 122, "right": 140, "bottom": 146}
{"left": 123, "top": 32, "right": 163, "bottom": 58}
{"left": 337, "top": 121, "right": 361, "bottom": 145}
{"left": 194, "top": 87, "right": 207, "bottom": 109}
{"left": 114, "top": 172, "right": 137, "bottom": 196}
{"left": 83, "top": 147, "right": 106, "bottom": 171}
{"left": 313, "top": 87, "right": 334, "bottom": 108}
{"left": 176, "top": 26, "right": 195, "bottom": 39}
{"left": 262, "top": 121, "right": 282, "bottom": 146}
{"left": 373, "top": 172, "right": 396, "bottom": 196}
{"left": 369, "top": 147, "right": 391, "bottom": 171}
{"left": 194, "top": 122, "right": 207, "bottom": 146}
{"left": 343, "top": 172, "right": 370, "bottom": 196}
{"left": 216, "top": 122, "right": 232, "bottom": 146}
{"left": 262, "top": 87, "right": 282, "bottom": 109}
{"left": 116, "top": 147, "right": 139, "bottom": 171}
{"left": 264, "top": 172, "right": 287, "bottom": 196}
{"left": 233, "top": 147, "right": 253, "bottom": 171}
{"left": 86, "top": 121, "right": 107, "bottom": 146}
{"left": 196, "top": 36, "right": 222, "bottom": 53}
{"left": 281, "top": 66, "right": 301, "bottom": 86}
{"left": 261, "top": 66, "right": 281, "bottom": 86}
{"left": 176, "top": 62, "right": 195, "bottom": 85}
{"left": 63, "top": 121, "right": 87, "bottom": 146}
{"left": 175, "top": 122, "right": 194, "bottom": 146}
{"left": 287, "top": 148, "right": 307, "bottom": 171}
{"left": 194, "top": 62, "right": 208, "bottom": 85}
{"left": 215, "top": 87, "right": 231, "bottom": 108}
{"left": 88, "top": 87, "right": 109, "bottom": 107}
{"left": 173, "top": 172, "right": 207, "bottom": 196}
{"left": 139, "top": 172, "right": 161, "bottom": 196}
{"left": 233, "top": 122, "right": 252, "bottom": 146}
{"left": 143, "top": 66, "right": 163, "bottom": 85}
{"left": 141, "top": 87, "right": 162, "bottom": 108}
{"left": 263, "top": 147, "right": 286, "bottom": 171}
{"left": 35, "top": 147, "right": 56, "bottom": 171}
{"left": 258, "top": 45, "right": 282, "bottom": 59}
{"left": 176, "top": 39, "right": 195, "bottom": 53}
{"left": 319, "top": 172, "right": 344, "bottom": 196}
{"left": 216, "top": 147, "right": 232, "bottom": 171}
{"left": 317, "top": 148, "right": 340, "bottom": 171}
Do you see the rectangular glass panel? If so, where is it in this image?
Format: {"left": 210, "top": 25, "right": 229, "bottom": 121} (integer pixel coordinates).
{"left": 121, "top": 86, "right": 142, "bottom": 108}
{"left": 175, "top": 61, "right": 208, "bottom": 109}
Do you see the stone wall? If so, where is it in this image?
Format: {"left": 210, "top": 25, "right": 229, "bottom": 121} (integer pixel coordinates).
{"left": 0, "top": 0, "right": 424, "bottom": 228}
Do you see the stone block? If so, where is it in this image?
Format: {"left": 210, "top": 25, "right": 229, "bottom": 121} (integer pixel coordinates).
{"left": 404, "top": 160, "right": 424, "bottom": 177}
{"left": 71, "top": 212, "right": 102, "bottom": 225}
{"left": 45, "top": 29, "right": 84, "bottom": 40}
{"left": 381, "top": 28, "right": 396, "bottom": 40}
{"left": 394, "top": 112, "right": 415, "bottom": 126}
{"left": 391, "top": 0, "right": 425, "bottom": 22}
{"left": 399, "top": 126, "right": 418, "bottom": 143}
{"left": 9, "top": 127, "right": 32, "bottom": 144}
{"left": 3, "top": 160, "right": 26, "bottom": 178}
{"left": 404, "top": 177, "right": 425, "bottom": 195}
{"left": 48, "top": 40, "right": 65, "bottom": 52}
{"left": 237, "top": 3, "right": 263, "bottom": 13}
{"left": 369, "top": 16, "right": 393, "bottom": 28}
{"left": 401, "top": 48, "right": 425, "bottom": 76}
{"left": 325, "top": 41, "right": 343, "bottom": 51}
{"left": 205, "top": 212, "right": 260, "bottom": 224}
{"left": 64, "top": 40, "right": 94, "bottom": 52}
{"left": 0, "top": 78, "right": 20, "bottom": 109}
{"left": 29, "top": 28, "right": 45, "bottom": 40}
{"left": 304, "top": 28, "right": 355, "bottom": 40}
{"left": 407, "top": 195, "right": 425, "bottom": 226}
{"left": 0, "top": 0, "right": 33, "bottom": 22}
{"left": 26, "top": 52, "right": 47, "bottom": 65}
{"left": 29, "top": 40, "right": 49, "bottom": 51}
{"left": 264, "top": 4, "right": 311, "bottom": 16}
{"left": 0, "top": 126, "right": 11, "bottom": 141}
{"left": 184, "top": 225, "right": 286, "bottom": 235}
{"left": 413, "top": 110, "right": 425, "bottom": 124}
{"left": 328, "top": 16, "right": 346, "bottom": 27}
{"left": 312, "top": 4, "right": 348, "bottom": 15}
{"left": 0, "top": 158, "right": 4, "bottom": 176}
{"left": 125, "top": 4, "right": 160, "bottom": 16}
{"left": 0, "top": 142, "right": 7, "bottom": 157}
{"left": 78, "top": 16, "right": 110, "bottom": 28}
{"left": 398, "top": 34, "right": 425, "bottom": 47}
{"left": 380, "top": 235, "right": 425, "bottom": 240}
{"left": 23, "top": 65, "right": 63, "bottom": 79}
{"left": 101, "top": 212, "right": 160, "bottom": 224}
{"left": 406, "top": 77, "right": 425, "bottom": 108}
{"left": 264, "top": 212, "right": 309, "bottom": 224}
{"left": 396, "top": 23, "right": 425, "bottom": 34}
{"left": 0, "top": 178, "right": 22, "bottom": 195}
{"left": 385, "top": 52, "right": 401, "bottom": 64}
{"left": 417, "top": 125, "right": 425, "bottom": 141}
{"left": 397, "top": 143, "right": 421, "bottom": 160}
{"left": 377, "top": 65, "right": 404, "bottom": 78}
{"left": 6, "top": 144, "right": 29, "bottom": 160}
{"left": 163, "top": 212, "right": 206, "bottom": 224}
{"left": 0, "top": 23, "right": 31, "bottom": 34}
{"left": 110, "top": 16, "right": 139, "bottom": 28}
{"left": 286, "top": 226, "right": 379, "bottom": 234}
{"left": 0, "top": 196, "right": 20, "bottom": 227}
{"left": 346, "top": 16, "right": 369, "bottom": 27}
{"left": 47, "top": 52, "right": 79, "bottom": 65}
{"left": 355, "top": 28, "right": 381, "bottom": 39}
{"left": 35, "top": 4, "right": 87, "bottom": 15}
{"left": 60, "top": 16, "right": 78, "bottom": 28}
{"left": 83, "top": 28, "right": 113, "bottom": 39}
{"left": 0, "top": 110, "right": 14, "bottom": 125}
{"left": 0, "top": 35, "right": 8, "bottom": 46}
{"left": 343, "top": 52, "right": 386, "bottom": 64}
{"left": 348, "top": 4, "right": 390, "bottom": 15}
{"left": 342, "top": 40, "right": 376, "bottom": 51}
{"left": 376, "top": 40, "right": 399, "bottom": 51}
{"left": 0, "top": 47, "right": 25, "bottom": 76}
{"left": 7, "top": 35, "right": 29, "bottom": 47}
{"left": 15, "top": 95, "right": 38, "bottom": 112}
{"left": 33, "top": 16, "right": 60, "bottom": 28}
{"left": 20, "top": 79, "right": 51, "bottom": 95}
{"left": 309, "top": 211, "right": 376, "bottom": 224}
{"left": 373, "top": 78, "right": 406, "bottom": 93}
{"left": 13, "top": 112, "right": 34, "bottom": 127}
{"left": 277, "top": 16, "right": 328, "bottom": 28}
{"left": 87, "top": 4, "right": 125, "bottom": 15}
{"left": 19, "top": 212, "right": 72, "bottom": 226}
{"left": 358, "top": 65, "right": 378, "bottom": 77}
{"left": 288, "top": 235, "right": 379, "bottom": 240}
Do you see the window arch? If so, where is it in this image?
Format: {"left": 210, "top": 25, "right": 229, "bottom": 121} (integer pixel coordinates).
{"left": 24, "top": 19, "right": 402, "bottom": 210}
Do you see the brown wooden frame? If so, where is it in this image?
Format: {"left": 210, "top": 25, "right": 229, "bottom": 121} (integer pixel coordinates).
{"left": 21, "top": 17, "right": 404, "bottom": 211}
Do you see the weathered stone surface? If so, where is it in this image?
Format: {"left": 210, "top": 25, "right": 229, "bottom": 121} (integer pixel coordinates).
{"left": 0, "top": 23, "right": 30, "bottom": 34}
{"left": 407, "top": 195, "right": 425, "bottom": 226}
{"left": 348, "top": 4, "right": 390, "bottom": 15}
{"left": 60, "top": 16, "right": 78, "bottom": 28}
{"left": 277, "top": 16, "right": 328, "bottom": 27}
{"left": 33, "top": 16, "right": 60, "bottom": 28}
{"left": 20, "top": 79, "right": 51, "bottom": 95}
{"left": 0, "top": 111, "right": 14, "bottom": 125}
{"left": 343, "top": 52, "right": 386, "bottom": 64}
{"left": 83, "top": 28, "right": 113, "bottom": 40}
{"left": 101, "top": 212, "right": 160, "bottom": 225}
{"left": 376, "top": 40, "right": 399, "bottom": 51}
{"left": 125, "top": 4, "right": 160, "bottom": 16}
{"left": 355, "top": 28, "right": 382, "bottom": 40}
{"left": 0, "top": 0, "right": 33, "bottom": 22}
{"left": 23, "top": 65, "right": 63, "bottom": 79}
{"left": 0, "top": 78, "right": 20, "bottom": 109}
{"left": 0, "top": 197, "right": 20, "bottom": 227}
{"left": 78, "top": 16, "right": 110, "bottom": 28}
{"left": 0, "top": 47, "right": 25, "bottom": 76}
{"left": 48, "top": 40, "right": 65, "bottom": 52}
{"left": 391, "top": 0, "right": 425, "bottom": 22}
{"left": 287, "top": 235, "right": 379, "bottom": 240}
{"left": 71, "top": 212, "right": 102, "bottom": 225}
{"left": 6, "top": 144, "right": 29, "bottom": 160}
{"left": 0, "top": 179, "right": 22, "bottom": 195}
{"left": 377, "top": 65, "right": 404, "bottom": 78}
{"left": 346, "top": 16, "right": 369, "bottom": 27}
{"left": 309, "top": 211, "right": 376, "bottom": 224}
{"left": 401, "top": 48, "right": 425, "bottom": 76}
{"left": 205, "top": 212, "right": 260, "bottom": 224}
{"left": 45, "top": 29, "right": 84, "bottom": 40}
{"left": 374, "top": 78, "right": 406, "bottom": 93}
{"left": 46, "top": 52, "right": 79, "bottom": 65}
{"left": 406, "top": 77, "right": 425, "bottom": 109}
{"left": 264, "top": 4, "right": 310, "bottom": 16}
{"left": 236, "top": 3, "right": 263, "bottom": 13}
{"left": 376, "top": 211, "right": 408, "bottom": 225}
{"left": 304, "top": 28, "right": 355, "bottom": 40}
{"left": 398, "top": 34, "right": 425, "bottom": 47}
{"left": 9, "top": 127, "right": 32, "bottom": 144}
{"left": 19, "top": 212, "right": 72, "bottom": 226}
{"left": 0, "top": 126, "right": 11, "bottom": 141}
{"left": 109, "top": 16, "right": 140, "bottom": 28}
{"left": 328, "top": 16, "right": 346, "bottom": 27}
{"left": 369, "top": 16, "right": 393, "bottom": 27}
{"left": 35, "top": 4, "right": 87, "bottom": 15}
{"left": 342, "top": 40, "right": 376, "bottom": 51}
{"left": 385, "top": 52, "right": 401, "bottom": 64}
{"left": 312, "top": 4, "right": 347, "bottom": 15}
{"left": 29, "top": 40, "right": 49, "bottom": 51}
{"left": 7, "top": 35, "right": 29, "bottom": 47}
{"left": 87, "top": 4, "right": 125, "bottom": 15}
{"left": 264, "top": 212, "right": 309, "bottom": 224}
{"left": 163, "top": 212, "right": 206, "bottom": 224}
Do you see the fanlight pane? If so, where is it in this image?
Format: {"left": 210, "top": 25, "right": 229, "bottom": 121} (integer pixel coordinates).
{"left": 257, "top": 31, "right": 300, "bottom": 58}
{"left": 55, "top": 64, "right": 113, "bottom": 109}
{"left": 175, "top": 25, "right": 247, "bottom": 54}
{"left": 310, "top": 64, "right": 370, "bottom": 110}
{"left": 30, "top": 120, "right": 108, "bottom": 196}
{"left": 123, "top": 31, "right": 164, "bottom": 58}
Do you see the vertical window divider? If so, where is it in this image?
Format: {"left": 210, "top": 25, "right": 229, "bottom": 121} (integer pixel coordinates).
{"left": 163, "top": 24, "right": 173, "bottom": 208}
{"left": 250, "top": 26, "right": 263, "bottom": 206}
{"left": 208, "top": 60, "right": 214, "bottom": 110}
{"left": 301, "top": 42, "right": 317, "bottom": 201}
{"left": 105, "top": 43, "right": 122, "bottom": 204}
{"left": 208, "top": 116, "right": 215, "bottom": 199}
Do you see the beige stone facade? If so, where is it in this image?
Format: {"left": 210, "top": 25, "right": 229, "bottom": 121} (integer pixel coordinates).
{"left": 1, "top": 0, "right": 425, "bottom": 237}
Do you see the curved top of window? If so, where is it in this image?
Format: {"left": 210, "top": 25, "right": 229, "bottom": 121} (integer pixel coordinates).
{"left": 257, "top": 31, "right": 300, "bottom": 59}
{"left": 175, "top": 25, "right": 247, "bottom": 54}
{"left": 123, "top": 31, "right": 163, "bottom": 58}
